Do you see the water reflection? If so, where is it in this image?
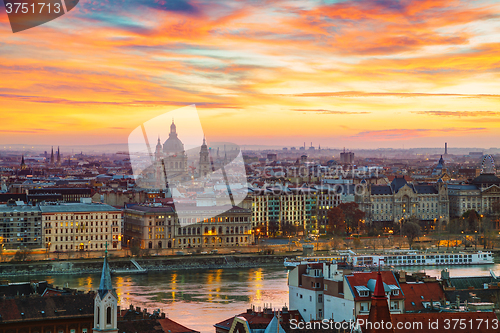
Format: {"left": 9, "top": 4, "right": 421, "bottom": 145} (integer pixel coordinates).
{"left": 9, "top": 267, "right": 289, "bottom": 333}
{"left": 9, "top": 264, "right": 498, "bottom": 333}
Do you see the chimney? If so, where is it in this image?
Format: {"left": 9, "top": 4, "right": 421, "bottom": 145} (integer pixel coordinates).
{"left": 161, "top": 312, "right": 166, "bottom": 319}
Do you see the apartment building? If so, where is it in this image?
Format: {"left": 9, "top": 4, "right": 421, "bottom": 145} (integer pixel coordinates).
{"left": 123, "top": 204, "right": 253, "bottom": 250}
{"left": 40, "top": 202, "right": 122, "bottom": 252}
{"left": 0, "top": 202, "right": 42, "bottom": 249}
{"left": 248, "top": 187, "right": 317, "bottom": 235}
{"left": 288, "top": 262, "right": 404, "bottom": 322}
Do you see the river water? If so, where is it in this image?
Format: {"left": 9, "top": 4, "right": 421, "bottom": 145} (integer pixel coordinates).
{"left": 8, "top": 264, "right": 500, "bottom": 333}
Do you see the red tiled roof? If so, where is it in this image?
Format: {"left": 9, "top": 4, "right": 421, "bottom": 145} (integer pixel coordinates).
{"left": 346, "top": 271, "right": 404, "bottom": 301}
{"left": 400, "top": 282, "right": 445, "bottom": 312}
{"left": 158, "top": 318, "right": 199, "bottom": 333}
{"left": 214, "top": 312, "right": 272, "bottom": 329}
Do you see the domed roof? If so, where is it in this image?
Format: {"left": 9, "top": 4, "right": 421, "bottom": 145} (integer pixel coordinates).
{"left": 163, "top": 120, "right": 184, "bottom": 154}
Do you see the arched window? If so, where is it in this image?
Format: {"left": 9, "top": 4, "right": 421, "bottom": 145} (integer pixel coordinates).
{"left": 97, "top": 306, "right": 100, "bottom": 325}
{"left": 197, "top": 227, "right": 200, "bottom": 235}
{"left": 211, "top": 227, "right": 215, "bottom": 234}
{"left": 107, "top": 306, "right": 112, "bottom": 325}
{"left": 204, "top": 227, "right": 208, "bottom": 234}
{"left": 148, "top": 241, "right": 152, "bottom": 249}
{"left": 218, "top": 227, "right": 223, "bottom": 234}
{"left": 235, "top": 227, "right": 239, "bottom": 234}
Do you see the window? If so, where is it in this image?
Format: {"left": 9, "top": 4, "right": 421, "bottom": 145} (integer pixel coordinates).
{"left": 107, "top": 306, "right": 112, "bottom": 325}
{"left": 318, "top": 294, "right": 323, "bottom": 303}
{"left": 360, "top": 302, "right": 369, "bottom": 312}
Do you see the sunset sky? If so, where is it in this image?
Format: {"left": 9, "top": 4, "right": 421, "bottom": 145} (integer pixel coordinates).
{"left": 1, "top": 0, "right": 500, "bottom": 149}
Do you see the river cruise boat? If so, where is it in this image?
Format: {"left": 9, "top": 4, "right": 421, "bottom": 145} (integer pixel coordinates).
{"left": 284, "top": 250, "right": 355, "bottom": 269}
{"left": 284, "top": 250, "right": 494, "bottom": 268}
{"left": 351, "top": 250, "right": 494, "bottom": 267}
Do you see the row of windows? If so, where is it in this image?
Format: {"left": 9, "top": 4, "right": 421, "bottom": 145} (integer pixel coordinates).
{"left": 46, "top": 227, "right": 116, "bottom": 234}
{"left": 46, "top": 234, "right": 109, "bottom": 242}
{"left": 178, "top": 226, "right": 249, "bottom": 235}
{"left": 45, "top": 221, "right": 117, "bottom": 228}
{"left": 44, "top": 214, "right": 119, "bottom": 220}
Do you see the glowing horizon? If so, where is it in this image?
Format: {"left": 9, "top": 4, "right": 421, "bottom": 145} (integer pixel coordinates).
{"left": 1, "top": 0, "right": 500, "bottom": 149}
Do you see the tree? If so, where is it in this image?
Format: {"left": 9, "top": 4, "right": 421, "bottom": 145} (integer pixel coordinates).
{"left": 402, "top": 219, "right": 421, "bottom": 249}
{"left": 462, "top": 210, "right": 480, "bottom": 232}
{"left": 352, "top": 237, "right": 362, "bottom": 249}
{"left": 281, "top": 222, "right": 297, "bottom": 236}
{"left": 327, "top": 207, "right": 346, "bottom": 235}
{"left": 339, "top": 202, "right": 366, "bottom": 234}
{"left": 330, "top": 236, "right": 343, "bottom": 250}
{"left": 328, "top": 202, "right": 365, "bottom": 235}
{"left": 12, "top": 247, "right": 30, "bottom": 262}
{"left": 130, "top": 245, "right": 141, "bottom": 257}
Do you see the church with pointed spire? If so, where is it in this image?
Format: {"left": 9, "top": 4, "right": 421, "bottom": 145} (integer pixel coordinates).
{"left": 93, "top": 245, "right": 118, "bottom": 333}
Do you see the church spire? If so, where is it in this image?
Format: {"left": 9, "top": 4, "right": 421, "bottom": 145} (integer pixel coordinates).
{"left": 94, "top": 242, "right": 118, "bottom": 333}
{"left": 365, "top": 272, "right": 394, "bottom": 333}
{"left": 98, "top": 242, "right": 114, "bottom": 298}
{"left": 50, "top": 146, "right": 54, "bottom": 165}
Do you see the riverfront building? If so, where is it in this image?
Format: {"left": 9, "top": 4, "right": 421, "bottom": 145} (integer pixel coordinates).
{"left": 0, "top": 201, "right": 43, "bottom": 249}
{"left": 356, "top": 176, "right": 449, "bottom": 231}
{"left": 123, "top": 204, "right": 253, "bottom": 250}
{"left": 41, "top": 202, "right": 122, "bottom": 252}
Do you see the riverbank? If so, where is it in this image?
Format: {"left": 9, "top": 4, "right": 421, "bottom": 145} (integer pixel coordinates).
{"left": 0, "top": 254, "right": 292, "bottom": 277}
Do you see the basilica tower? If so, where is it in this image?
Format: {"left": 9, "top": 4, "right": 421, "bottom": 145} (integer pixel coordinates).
{"left": 199, "top": 137, "right": 211, "bottom": 177}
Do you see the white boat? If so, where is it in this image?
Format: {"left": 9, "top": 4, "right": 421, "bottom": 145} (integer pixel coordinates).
{"left": 284, "top": 254, "right": 351, "bottom": 269}
{"left": 284, "top": 250, "right": 494, "bottom": 269}
{"left": 351, "top": 250, "right": 494, "bottom": 267}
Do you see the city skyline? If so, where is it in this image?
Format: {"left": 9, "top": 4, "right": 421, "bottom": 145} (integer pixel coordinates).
{"left": 1, "top": 0, "right": 500, "bottom": 148}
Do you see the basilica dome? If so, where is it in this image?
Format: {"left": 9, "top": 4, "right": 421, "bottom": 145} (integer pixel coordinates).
{"left": 163, "top": 120, "right": 185, "bottom": 155}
